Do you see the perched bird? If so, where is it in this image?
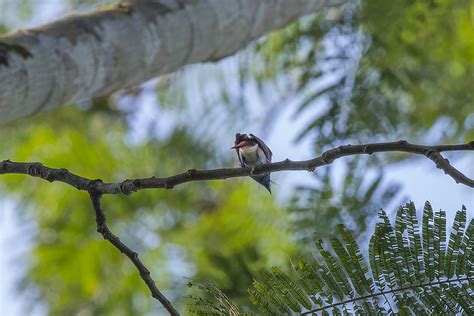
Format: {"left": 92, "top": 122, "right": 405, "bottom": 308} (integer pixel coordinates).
{"left": 231, "top": 133, "right": 273, "bottom": 193}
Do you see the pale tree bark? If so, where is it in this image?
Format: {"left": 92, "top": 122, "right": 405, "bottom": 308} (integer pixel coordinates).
{"left": 0, "top": 0, "right": 346, "bottom": 124}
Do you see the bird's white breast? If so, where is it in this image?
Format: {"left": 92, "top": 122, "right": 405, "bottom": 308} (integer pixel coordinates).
{"left": 239, "top": 144, "right": 258, "bottom": 155}
{"left": 239, "top": 144, "right": 268, "bottom": 166}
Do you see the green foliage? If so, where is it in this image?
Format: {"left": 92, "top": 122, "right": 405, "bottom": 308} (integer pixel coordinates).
{"left": 1, "top": 1, "right": 472, "bottom": 314}
{"left": 174, "top": 184, "right": 297, "bottom": 307}
{"left": 252, "top": 0, "right": 474, "bottom": 148}
{"left": 188, "top": 201, "right": 474, "bottom": 314}
{"left": 0, "top": 108, "right": 211, "bottom": 314}
{"left": 187, "top": 281, "right": 244, "bottom": 316}
{"left": 289, "top": 157, "right": 401, "bottom": 240}
{"left": 362, "top": 0, "right": 474, "bottom": 122}
{"left": 0, "top": 106, "right": 295, "bottom": 314}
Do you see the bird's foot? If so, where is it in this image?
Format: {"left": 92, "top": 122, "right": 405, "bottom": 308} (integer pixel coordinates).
{"left": 250, "top": 166, "right": 257, "bottom": 176}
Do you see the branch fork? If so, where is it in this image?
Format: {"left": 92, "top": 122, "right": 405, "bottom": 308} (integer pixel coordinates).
{"left": 1, "top": 140, "right": 473, "bottom": 314}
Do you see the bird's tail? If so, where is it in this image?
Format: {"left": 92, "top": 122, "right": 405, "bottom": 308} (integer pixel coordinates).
{"left": 251, "top": 174, "right": 271, "bottom": 194}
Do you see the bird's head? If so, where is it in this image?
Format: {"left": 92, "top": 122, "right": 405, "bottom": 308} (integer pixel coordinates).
{"left": 231, "top": 133, "right": 255, "bottom": 149}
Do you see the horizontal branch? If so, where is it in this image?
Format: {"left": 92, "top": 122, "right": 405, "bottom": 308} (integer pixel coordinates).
{"left": 1, "top": 139, "right": 473, "bottom": 315}
{"left": 1, "top": 140, "right": 473, "bottom": 194}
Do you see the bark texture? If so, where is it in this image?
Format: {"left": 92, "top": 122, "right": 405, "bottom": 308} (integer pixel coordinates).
{"left": 0, "top": 0, "right": 344, "bottom": 124}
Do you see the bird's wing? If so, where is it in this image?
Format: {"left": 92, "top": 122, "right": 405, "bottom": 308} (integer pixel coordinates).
{"left": 235, "top": 149, "right": 245, "bottom": 167}
{"left": 250, "top": 134, "right": 272, "bottom": 162}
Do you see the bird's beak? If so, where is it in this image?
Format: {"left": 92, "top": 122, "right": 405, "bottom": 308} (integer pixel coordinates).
{"left": 231, "top": 141, "right": 245, "bottom": 149}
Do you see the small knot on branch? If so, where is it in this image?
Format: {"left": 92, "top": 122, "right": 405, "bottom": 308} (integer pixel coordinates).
{"left": 164, "top": 182, "right": 174, "bottom": 189}
{"left": 45, "top": 168, "right": 67, "bottom": 182}
{"left": 284, "top": 158, "right": 292, "bottom": 164}
{"left": 88, "top": 179, "right": 104, "bottom": 194}
{"left": 97, "top": 224, "right": 107, "bottom": 234}
{"left": 321, "top": 152, "right": 334, "bottom": 164}
{"left": 363, "top": 145, "right": 373, "bottom": 154}
{"left": 0, "top": 159, "right": 11, "bottom": 171}
{"left": 307, "top": 164, "right": 316, "bottom": 172}
{"left": 44, "top": 173, "right": 56, "bottom": 182}
{"left": 425, "top": 148, "right": 437, "bottom": 158}
{"left": 27, "top": 163, "right": 43, "bottom": 177}
{"left": 120, "top": 179, "right": 134, "bottom": 195}
{"left": 186, "top": 169, "right": 197, "bottom": 176}
{"left": 398, "top": 140, "right": 408, "bottom": 145}
{"left": 468, "top": 140, "right": 474, "bottom": 148}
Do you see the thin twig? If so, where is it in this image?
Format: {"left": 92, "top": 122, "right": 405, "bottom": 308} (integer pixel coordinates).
{"left": 88, "top": 181, "right": 180, "bottom": 315}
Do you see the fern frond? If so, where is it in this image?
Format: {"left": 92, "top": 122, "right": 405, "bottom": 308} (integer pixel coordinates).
{"left": 434, "top": 210, "right": 447, "bottom": 279}
{"left": 313, "top": 253, "right": 347, "bottom": 301}
{"left": 456, "top": 213, "right": 473, "bottom": 276}
{"left": 392, "top": 207, "right": 412, "bottom": 286}
{"left": 248, "top": 288, "right": 279, "bottom": 314}
{"left": 299, "top": 276, "right": 473, "bottom": 315}
{"left": 316, "top": 239, "right": 355, "bottom": 301}
{"left": 368, "top": 229, "right": 394, "bottom": 314}
{"left": 441, "top": 282, "right": 472, "bottom": 313}
{"left": 251, "top": 278, "right": 289, "bottom": 314}
{"left": 446, "top": 208, "right": 467, "bottom": 278}
{"left": 268, "top": 267, "right": 313, "bottom": 311}
{"left": 422, "top": 201, "right": 435, "bottom": 280}
{"left": 295, "top": 259, "right": 326, "bottom": 306}
{"left": 187, "top": 202, "right": 473, "bottom": 315}
{"left": 405, "top": 202, "right": 425, "bottom": 280}
{"left": 330, "top": 235, "right": 377, "bottom": 314}
{"left": 187, "top": 281, "right": 243, "bottom": 316}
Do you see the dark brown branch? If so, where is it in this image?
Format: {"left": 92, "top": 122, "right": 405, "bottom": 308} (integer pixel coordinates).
{"left": 88, "top": 182, "right": 179, "bottom": 316}
{"left": 1, "top": 140, "right": 473, "bottom": 314}
{"left": 1, "top": 140, "right": 473, "bottom": 193}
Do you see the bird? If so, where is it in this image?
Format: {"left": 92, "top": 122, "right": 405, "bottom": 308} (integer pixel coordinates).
{"left": 231, "top": 133, "right": 273, "bottom": 193}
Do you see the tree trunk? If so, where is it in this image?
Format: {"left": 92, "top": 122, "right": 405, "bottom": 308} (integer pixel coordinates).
{"left": 0, "top": 0, "right": 345, "bottom": 124}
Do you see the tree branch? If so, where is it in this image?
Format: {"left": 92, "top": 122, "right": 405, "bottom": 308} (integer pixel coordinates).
{"left": 1, "top": 140, "right": 473, "bottom": 193}
{"left": 88, "top": 181, "right": 179, "bottom": 315}
{"left": 1, "top": 140, "right": 473, "bottom": 314}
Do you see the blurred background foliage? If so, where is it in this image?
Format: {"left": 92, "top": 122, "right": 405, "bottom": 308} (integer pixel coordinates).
{"left": 0, "top": 0, "right": 472, "bottom": 314}
{"left": 252, "top": 0, "right": 474, "bottom": 147}
{"left": 0, "top": 107, "right": 293, "bottom": 314}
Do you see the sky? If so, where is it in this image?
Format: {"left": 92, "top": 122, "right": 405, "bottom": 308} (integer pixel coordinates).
{"left": 0, "top": 1, "right": 473, "bottom": 315}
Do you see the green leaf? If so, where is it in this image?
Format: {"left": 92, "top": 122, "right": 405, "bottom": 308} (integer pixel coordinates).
{"left": 405, "top": 202, "right": 425, "bottom": 280}
{"left": 422, "top": 201, "right": 435, "bottom": 280}
{"left": 446, "top": 209, "right": 467, "bottom": 278}
{"left": 434, "top": 210, "right": 447, "bottom": 279}
{"left": 188, "top": 202, "right": 474, "bottom": 315}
